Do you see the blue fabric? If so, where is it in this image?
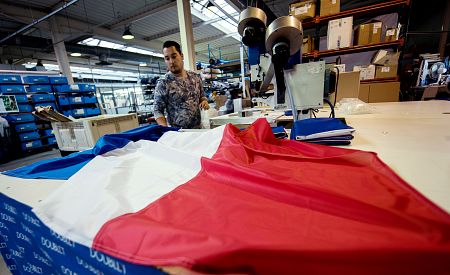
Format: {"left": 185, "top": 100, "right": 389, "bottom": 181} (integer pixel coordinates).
{"left": 0, "top": 193, "right": 165, "bottom": 275}
{"left": 3, "top": 124, "right": 178, "bottom": 180}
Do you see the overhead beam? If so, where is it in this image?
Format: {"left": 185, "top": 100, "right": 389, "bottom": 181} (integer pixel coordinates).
{"left": 196, "top": 42, "right": 240, "bottom": 54}
{"left": 144, "top": 13, "right": 238, "bottom": 41}
{"left": 224, "top": 0, "right": 245, "bottom": 12}
{"left": 0, "top": 2, "right": 163, "bottom": 51}
{"left": 194, "top": 32, "right": 238, "bottom": 44}
{"left": 0, "top": 0, "right": 80, "bottom": 44}
{"left": 107, "top": 0, "right": 177, "bottom": 30}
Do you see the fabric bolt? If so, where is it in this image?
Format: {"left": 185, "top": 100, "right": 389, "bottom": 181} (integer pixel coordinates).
{"left": 32, "top": 119, "right": 450, "bottom": 274}
{"left": 153, "top": 71, "right": 205, "bottom": 129}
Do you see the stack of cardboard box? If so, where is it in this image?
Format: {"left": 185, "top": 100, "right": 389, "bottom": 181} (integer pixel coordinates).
{"left": 289, "top": 0, "right": 316, "bottom": 21}
{"left": 355, "top": 21, "right": 383, "bottom": 46}
{"left": 320, "top": 0, "right": 340, "bottom": 16}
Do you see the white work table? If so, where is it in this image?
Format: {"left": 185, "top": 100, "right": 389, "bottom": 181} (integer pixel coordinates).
{"left": 1, "top": 101, "right": 449, "bottom": 214}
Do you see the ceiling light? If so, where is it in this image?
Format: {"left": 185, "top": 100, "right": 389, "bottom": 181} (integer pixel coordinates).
{"left": 139, "top": 63, "right": 147, "bottom": 67}
{"left": 122, "top": 27, "right": 135, "bottom": 40}
{"left": 70, "top": 52, "right": 82, "bottom": 57}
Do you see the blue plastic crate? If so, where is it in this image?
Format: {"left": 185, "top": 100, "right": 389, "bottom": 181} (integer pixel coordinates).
{"left": 83, "top": 95, "right": 98, "bottom": 104}
{"left": 0, "top": 75, "right": 22, "bottom": 84}
{"left": 34, "top": 102, "right": 57, "bottom": 110}
{"left": 78, "top": 84, "right": 96, "bottom": 92}
{"left": 15, "top": 122, "right": 37, "bottom": 132}
{"left": 21, "top": 140, "right": 42, "bottom": 151}
{"left": 42, "top": 129, "right": 53, "bottom": 136}
{"left": 28, "top": 85, "right": 52, "bottom": 93}
{"left": 58, "top": 95, "right": 70, "bottom": 106}
{"left": 62, "top": 110, "right": 72, "bottom": 117}
{"left": 23, "top": 76, "right": 49, "bottom": 84}
{"left": 14, "top": 94, "right": 28, "bottom": 103}
{"left": 18, "top": 131, "right": 40, "bottom": 142}
{"left": 69, "top": 96, "right": 83, "bottom": 104}
{"left": 4, "top": 113, "right": 35, "bottom": 123}
{"left": 72, "top": 108, "right": 86, "bottom": 117}
{"left": 49, "top": 77, "right": 68, "bottom": 84}
{"left": 53, "top": 85, "right": 73, "bottom": 93}
{"left": 47, "top": 137, "right": 57, "bottom": 145}
{"left": 0, "top": 85, "right": 26, "bottom": 94}
{"left": 18, "top": 104, "right": 33, "bottom": 113}
{"left": 31, "top": 93, "right": 55, "bottom": 102}
{"left": 85, "top": 107, "right": 101, "bottom": 116}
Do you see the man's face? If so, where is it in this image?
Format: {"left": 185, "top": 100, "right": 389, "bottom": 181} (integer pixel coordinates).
{"left": 163, "top": 46, "right": 184, "bottom": 74}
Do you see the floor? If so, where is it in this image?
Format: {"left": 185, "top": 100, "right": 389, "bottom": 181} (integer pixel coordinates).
{"left": 0, "top": 148, "right": 61, "bottom": 172}
{"left": 0, "top": 149, "right": 61, "bottom": 273}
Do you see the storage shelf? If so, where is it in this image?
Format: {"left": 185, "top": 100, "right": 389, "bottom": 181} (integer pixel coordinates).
{"left": 303, "top": 39, "right": 403, "bottom": 59}
{"left": 361, "top": 77, "right": 399, "bottom": 83}
{"left": 301, "top": 0, "right": 409, "bottom": 28}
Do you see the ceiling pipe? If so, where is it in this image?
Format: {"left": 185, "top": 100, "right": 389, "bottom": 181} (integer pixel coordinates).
{"left": 0, "top": 0, "right": 80, "bottom": 44}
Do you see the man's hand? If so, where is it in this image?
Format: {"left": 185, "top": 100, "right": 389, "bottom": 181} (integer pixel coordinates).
{"left": 199, "top": 100, "right": 209, "bottom": 110}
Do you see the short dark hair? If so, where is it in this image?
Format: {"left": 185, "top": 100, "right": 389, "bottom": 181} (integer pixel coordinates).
{"left": 163, "top": 41, "right": 182, "bottom": 54}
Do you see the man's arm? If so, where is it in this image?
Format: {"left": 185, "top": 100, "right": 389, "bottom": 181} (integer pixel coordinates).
{"left": 198, "top": 78, "right": 209, "bottom": 110}
{"left": 154, "top": 80, "right": 169, "bottom": 126}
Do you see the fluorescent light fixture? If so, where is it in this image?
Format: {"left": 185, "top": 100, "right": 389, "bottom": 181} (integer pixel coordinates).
{"left": 70, "top": 52, "right": 82, "bottom": 57}
{"left": 122, "top": 28, "right": 135, "bottom": 40}
{"left": 139, "top": 63, "right": 147, "bottom": 67}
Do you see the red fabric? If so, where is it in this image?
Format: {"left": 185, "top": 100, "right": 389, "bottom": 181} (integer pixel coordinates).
{"left": 93, "top": 119, "right": 450, "bottom": 274}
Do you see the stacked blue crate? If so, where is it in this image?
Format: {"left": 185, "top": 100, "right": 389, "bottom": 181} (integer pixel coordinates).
{"left": 23, "top": 76, "right": 58, "bottom": 146}
{"left": 52, "top": 79, "right": 100, "bottom": 118}
{"left": 0, "top": 75, "right": 43, "bottom": 152}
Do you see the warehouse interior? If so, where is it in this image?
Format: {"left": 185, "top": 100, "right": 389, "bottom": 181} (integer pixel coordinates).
{"left": 0, "top": 0, "right": 450, "bottom": 274}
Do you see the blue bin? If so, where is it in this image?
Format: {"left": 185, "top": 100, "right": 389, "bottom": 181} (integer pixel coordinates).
{"left": 72, "top": 108, "right": 86, "bottom": 117}
{"left": 23, "top": 76, "right": 49, "bottom": 84}
{"left": 0, "top": 75, "right": 22, "bottom": 84}
{"left": 42, "top": 129, "right": 53, "bottom": 136}
{"left": 58, "top": 95, "right": 70, "bottom": 106}
{"left": 49, "top": 77, "right": 68, "bottom": 84}
{"left": 85, "top": 108, "right": 101, "bottom": 116}
{"left": 28, "top": 85, "right": 52, "bottom": 93}
{"left": 47, "top": 137, "right": 57, "bottom": 145}
{"left": 18, "top": 104, "right": 33, "bottom": 112}
{"left": 62, "top": 110, "right": 72, "bottom": 117}
{"left": 31, "top": 93, "right": 55, "bottom": 102}
{"left": 14, "top": 94, "right": 29, "bottom": 103}
{"left": 15, "top": 122, "right": 37, "bottom": 132}
{"left": 54, "top": 85, "right": 73, "bottom": 93}
{"left": 4, "top": 114, "right": 35, "bottom": 123}
{"left": 21, "top": 140, "right": 42, "bottom": 151}
{"left": 78, "top": 84, "right": 96, "bottom": 92}
{"left": 19, "top": 131, "right": 40, "bottom": 142}
{"left": 83, "top": 95, "right": 98, "bottom": 104}
{"left": 69, "top": 96, "right": 83, "bottom": 104}
{"left": 0, "top": 85, "right": 26, "bottom": 94}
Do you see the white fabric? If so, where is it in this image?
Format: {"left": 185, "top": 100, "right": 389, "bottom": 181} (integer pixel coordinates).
{"left": 32, "top": 126, "right": 225, "bottom": 246}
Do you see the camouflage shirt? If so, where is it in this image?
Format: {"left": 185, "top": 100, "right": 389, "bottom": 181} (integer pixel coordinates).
{"left": 154, "top": 71, "right": 205, "bottom": 129}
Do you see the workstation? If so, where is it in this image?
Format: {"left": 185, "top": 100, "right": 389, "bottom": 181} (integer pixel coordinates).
{"left": 1, "top": 0, "right": 450, "bottom": 274}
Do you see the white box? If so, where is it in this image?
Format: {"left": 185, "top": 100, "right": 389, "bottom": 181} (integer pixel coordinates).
{"left": 51, "top": 114, "right": 139, "bottom": 152}
{"left": 327, "top": 16, "right": 353, "bottom": 50}
{"left": 353, "top": 65, "right": 376, "bottom": 80}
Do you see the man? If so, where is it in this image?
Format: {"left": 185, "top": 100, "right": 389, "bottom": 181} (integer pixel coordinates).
{"left": 154, "top": 41, "right": 209, "bottom": 128}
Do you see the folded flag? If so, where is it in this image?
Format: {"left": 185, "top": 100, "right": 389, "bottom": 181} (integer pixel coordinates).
{"left": 31, "top": 118, "right": 450, "bottom": 274}
{"left": 291, "top": 118, "right": 355, "bottom": 145}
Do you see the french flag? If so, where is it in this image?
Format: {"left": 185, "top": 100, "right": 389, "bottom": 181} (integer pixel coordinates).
{"left": 29, "top": 119, "right": 450, "bottom": 274}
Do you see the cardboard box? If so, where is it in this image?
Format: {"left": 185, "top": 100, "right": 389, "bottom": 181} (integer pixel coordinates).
{"left": 302, "top": 36, "right": 314, "bottom": 53}
{"left": 358, "top": 83, "right": 370, "bottom": 102}
{"left": 355, "top": 21, "right": 382, "bottom": 45}
{"left": 51, "top": 114, "right": 139, "bottom": 151}
{"left": 320, "top": 0, "right": 340, "bottom": 16}
{"left": 290, "top": 0, "right": 316, "bottom": 21}
{"left": 368, "top": 81, "right": 400, "bottom": 102}
{"left": 329, "top": 71, "right": 360, "bottom": 102}
{"left": 375, "top": 64, "right": 398, "bottom": 78}
{"left": 385, "top": 28, "right": 398, "bottom": 41}
{"left": 371, "top": 50, "right": 400, "bottom": 66}
{"left": 327, "top": 16, "right": 353, "bottom": 49}
{"left": 353, "top": 65, "right": 376, "bottom": 80}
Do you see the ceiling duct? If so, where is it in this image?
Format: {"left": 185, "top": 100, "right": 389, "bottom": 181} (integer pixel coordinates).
{"left": 96, "top": 54, "right": 112, "bottom": 66}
